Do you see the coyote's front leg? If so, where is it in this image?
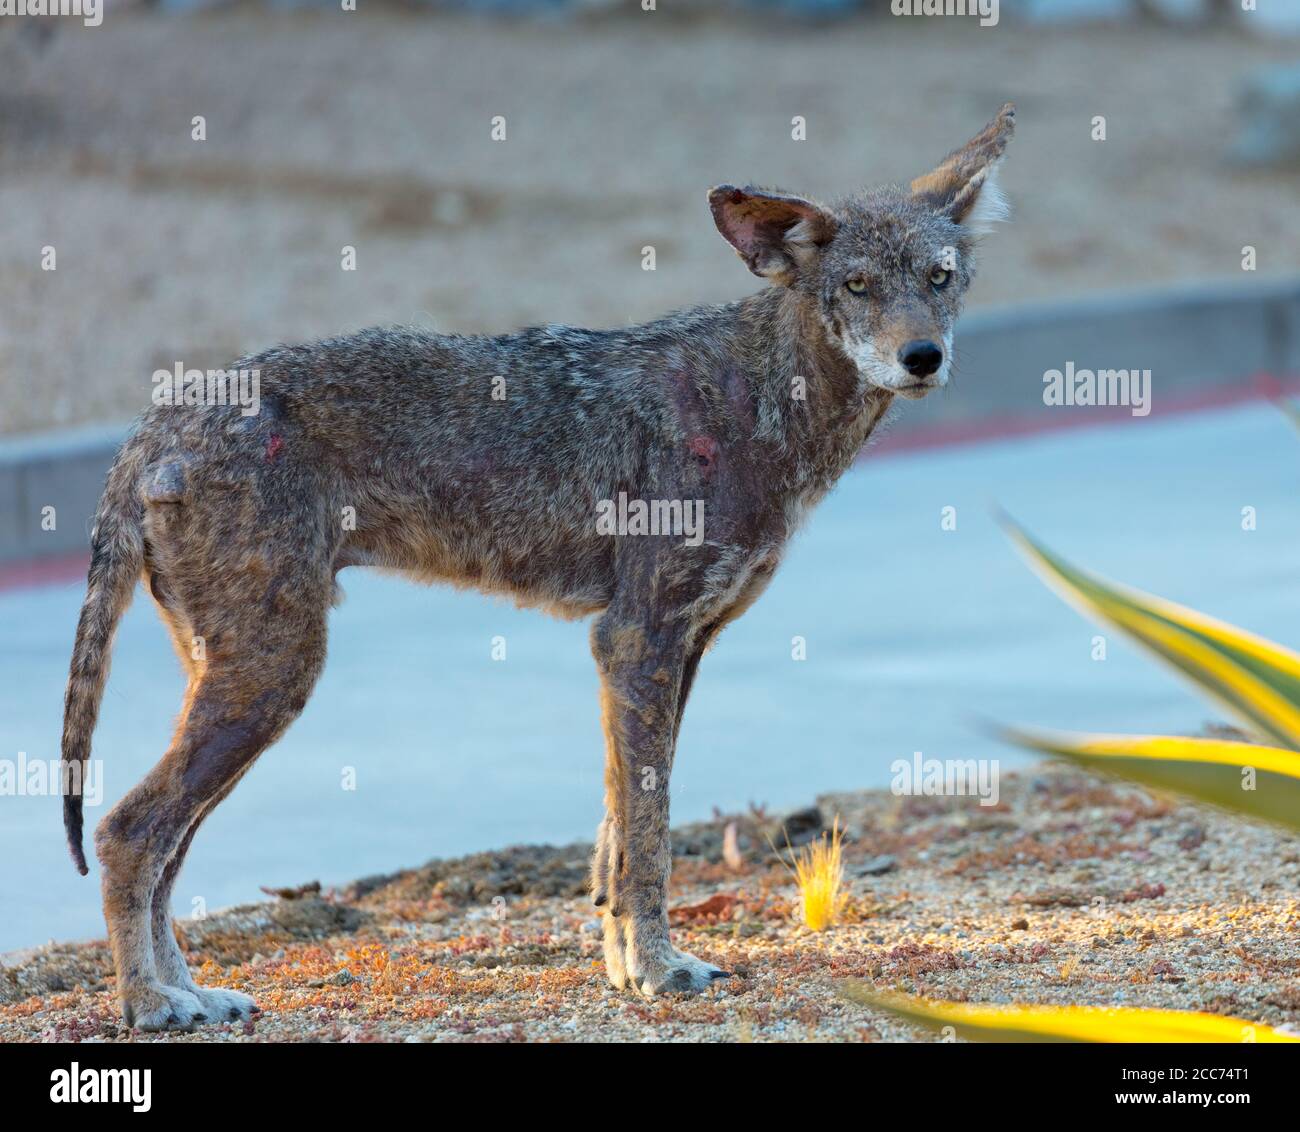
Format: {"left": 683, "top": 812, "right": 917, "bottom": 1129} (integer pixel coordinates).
{"left": 590, "top": 606, "right": 730, "bottom": 997}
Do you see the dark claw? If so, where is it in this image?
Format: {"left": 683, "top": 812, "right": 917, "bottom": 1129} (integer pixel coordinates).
{"left": 593, "top": 894, "right": 607, "bottom": 907}
{"left": 709, "top": 970, "right": 732, "bottom": 980}
{"left": 193, "top": 1013, "right": 208, "bottom": 1023}
{"left": 229, "top": 1009, "right": 240, "bottom": 1020}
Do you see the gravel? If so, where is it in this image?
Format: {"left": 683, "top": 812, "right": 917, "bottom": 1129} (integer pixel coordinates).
{"left": 3, "top": 766, "right": 1297, "bottom": 1043}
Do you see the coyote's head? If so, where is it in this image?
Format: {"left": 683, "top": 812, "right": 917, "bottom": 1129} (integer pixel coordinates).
{"left": 709, "top": 103, "right": 1015, "bottom": 400}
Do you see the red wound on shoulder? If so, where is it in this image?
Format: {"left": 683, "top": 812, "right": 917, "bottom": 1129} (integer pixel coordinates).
{"left": 688, "top": 435, "right": 718, "bottom": 467}
{"left": 266, "top": 434, "right": 284, "bottom": 462}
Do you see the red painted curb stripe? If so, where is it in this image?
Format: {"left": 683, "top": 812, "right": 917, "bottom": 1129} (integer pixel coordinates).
{"left": 865, "top": 372, "right": 1300, "bottom": 459}
{"left": 0, "top": 550, "right": 91, "bottom": 594}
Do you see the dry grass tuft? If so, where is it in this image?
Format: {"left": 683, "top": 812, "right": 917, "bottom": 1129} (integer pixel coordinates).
{"left": 788, "top": 817, "right": 846, "bottom": 932}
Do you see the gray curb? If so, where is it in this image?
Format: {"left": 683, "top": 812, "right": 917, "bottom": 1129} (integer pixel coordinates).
{"left": 3, "top": 277, "right": 1299, "bottom": 567}
{"left": 1, "top": 423, "right": 135, "bottom": 570}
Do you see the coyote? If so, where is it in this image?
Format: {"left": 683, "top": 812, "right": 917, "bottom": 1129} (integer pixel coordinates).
{"left": 62, "top": 105, "right": 1014, "bottom": 1029}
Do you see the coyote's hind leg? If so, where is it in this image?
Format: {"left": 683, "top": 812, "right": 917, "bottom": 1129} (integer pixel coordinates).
{"left": 138, "top": 602, "right": 257, "bottom": 1022}
{"left": 97, "top": 650, "right": 324, "bottom": 1030}
{"left": 98, "top": 542, "right": 330, "bottom": 1031}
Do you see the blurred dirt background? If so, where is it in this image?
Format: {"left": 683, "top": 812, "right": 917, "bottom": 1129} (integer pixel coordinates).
{"left": 1, "top": 10, "right": 1298, "bottom": 435}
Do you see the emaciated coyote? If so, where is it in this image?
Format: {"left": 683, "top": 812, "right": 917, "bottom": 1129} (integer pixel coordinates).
{"left": 63, "top": 105, "right": 1015, "bottom": 1029}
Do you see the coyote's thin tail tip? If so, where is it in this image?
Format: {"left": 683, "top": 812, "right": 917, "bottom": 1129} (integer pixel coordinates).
{"left": 65, "top": 793, "right": 89, "bottom": 875}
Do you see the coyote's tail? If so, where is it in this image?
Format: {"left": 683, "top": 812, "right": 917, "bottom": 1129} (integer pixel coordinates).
{"left": 61, "top": 457, "right": 145, "bottom": 875}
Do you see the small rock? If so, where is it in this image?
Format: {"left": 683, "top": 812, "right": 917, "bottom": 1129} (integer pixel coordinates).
{"left": 1177, "top": 826, "right": 1206, "bottom": 852}
{"left": 781, "top": 806, "right": 825, "bottom": 847}
{"left": 722, "top": 822, "right": 746, "bottom": 871}
{"left": 857, "top": 854, "right": 897, "bottom": 877}
{"left": 1010, "top": 918, "right": 1029, "bottom": 931}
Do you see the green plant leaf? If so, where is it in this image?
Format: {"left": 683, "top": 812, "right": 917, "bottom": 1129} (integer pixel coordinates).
{"left": 1001, "top": 514, "right": 1300, "bottom": 751}
{"left": 998, "top": 725, "right": 1300, "bottom": 831}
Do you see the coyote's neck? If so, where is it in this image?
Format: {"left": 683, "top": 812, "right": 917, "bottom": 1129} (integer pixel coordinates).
{"left": 735, "top": 288, "right": 894, "bottom": 499}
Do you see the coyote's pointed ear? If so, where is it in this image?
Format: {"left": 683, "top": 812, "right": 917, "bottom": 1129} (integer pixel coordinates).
{"left": 911, "top": 102, "right": 1015, "bottom": 234}
{"left": 708, "top": 185, "right": 837, "bottom": 285}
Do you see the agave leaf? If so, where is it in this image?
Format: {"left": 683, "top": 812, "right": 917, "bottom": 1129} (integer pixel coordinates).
{"left": 998, "top": 725, "right": 1300, "bottom": 831}
{"left": 1001, "top": 515, "right": 1300, "bottom": 751}
{"left": 1276, "top": 397, "right": 1300, "bottom": 435}
{"left": 842, "top": 986, "right": 1300, "bottom": 1043}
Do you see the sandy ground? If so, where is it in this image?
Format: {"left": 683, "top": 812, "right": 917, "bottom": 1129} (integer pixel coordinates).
{"left": 2, "top": 766, "right": 1296, "bottom": 1043}
{"left": 1, "top": 13, "right": 1298, "bottom": 435}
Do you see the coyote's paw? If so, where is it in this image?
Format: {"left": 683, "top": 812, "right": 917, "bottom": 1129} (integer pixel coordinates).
{"left": 628, "top": 943, "right": 730, "bottom": 998}
{"left": 122, "top": 983, "right": 206, "bottom": 1032}
{"left": 191, "top": 985, "right": 259, "bottom": 1023}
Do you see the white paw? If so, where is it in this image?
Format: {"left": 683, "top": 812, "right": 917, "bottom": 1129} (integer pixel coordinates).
{"left": 191, "top": 985, "right": 259, "bottom": 1023}
{"left": 124, "top": 984, "right": 205, "bottom": 1032}
{"left": 629, "top": 945, "right": 730, "bottom": 998}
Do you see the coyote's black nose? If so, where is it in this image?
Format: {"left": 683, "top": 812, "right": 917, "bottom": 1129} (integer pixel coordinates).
{"left": 899, "top": 340, "right": 943, "bottom": 378}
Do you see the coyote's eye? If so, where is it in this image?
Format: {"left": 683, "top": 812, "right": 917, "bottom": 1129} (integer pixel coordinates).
{"left": 845, "top": 278, "right": 867, "bottom": 295}
{"left": 929, "top": 266, "right": 952, "bottom": 289}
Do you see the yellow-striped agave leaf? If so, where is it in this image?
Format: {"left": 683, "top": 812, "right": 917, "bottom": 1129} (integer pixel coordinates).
{"left": 1001, "top": 515, "right": 1300, "bottom": 750}
{"left": 1277, "top": 396, "right": 1300, "bottom": 435}
{"left": 999, "top": 725, "right": 1300, "bottom": 831}
{"left": 842, "top": 986, "right": 1300, "bottom": 1043}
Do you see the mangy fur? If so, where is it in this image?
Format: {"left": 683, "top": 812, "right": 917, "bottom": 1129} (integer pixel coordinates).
{"left": 60, "top": 105, "right": 1014, "bottom": 1027}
